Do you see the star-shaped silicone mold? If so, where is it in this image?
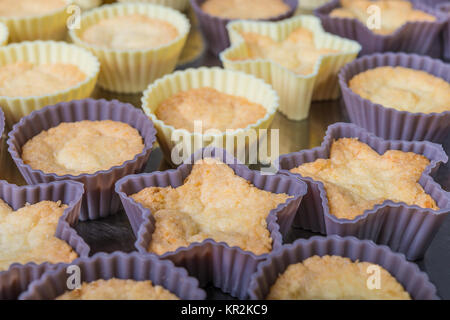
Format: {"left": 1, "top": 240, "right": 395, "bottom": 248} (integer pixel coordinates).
{"left": 0, "top": 180, "right": 90, "bottom": 299}
{"left": 278, "top": 123, "right": 450, "bottom": 260}
{"left": 115, "top": 148, "right": 307, "bottom": 299}
{"left": 220, "top": 15, "right": 361, "bottom": 120}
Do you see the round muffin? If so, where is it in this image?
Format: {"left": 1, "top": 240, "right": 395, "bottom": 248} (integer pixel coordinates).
{"left": 267, "top": 255, "right": 411, "bottom": 300}
{"left": 201, "top": 0, "right": 291, "bottom": 19}
{"left": 56, "top": 279, "right": 179, "bottom": 300}
{"left": 0, "top": 62, "right": 86, "bottom": 98}
{"left": 80, "top": 14, "right": 179, "bottom": 50}
{"left": 21, "top": 120, "right": 144, "bottom": 176}
{"left": 69, "top": 3, "right": 190, "bottom": 93}
{"left": 155, "top": 87, "right": 267, "bottom": 132}
{"left": 349, "top": 66, "right": 450, "bottom": 114}
{"left": 0, "top": 0, "right": 66, "bottom": 17}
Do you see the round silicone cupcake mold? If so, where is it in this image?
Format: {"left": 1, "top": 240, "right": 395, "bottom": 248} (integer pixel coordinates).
{"left": 115, "top": 147, "right": 307, "bottom": 299}
{"left": 141, "top": 67, "right": 279, "bottom": 165}
{"left": 19, "top": 252, "right": 206, "bottom": 300}
{"left": 0, "top": 0, "right": 70, "bottom": 42}
{"left": 0, "top": 41, "right": 100, "bottom": 129}
{"left": 248, "top": 236, "right": 439, "bottom": 300}
{"left": 69, "top": 2, "right": 190, "bottom": 93}
{"left": 278, "top": 122, "right": 450, "bottom": 261}
{"left": 338, "top": 52, "right": 450, "bottom": 143}
{"left": 7, "top": 98, "right": 157, "bottom": 221}
{"left": 314, "top": 0, "right": 448, "bottom": 56}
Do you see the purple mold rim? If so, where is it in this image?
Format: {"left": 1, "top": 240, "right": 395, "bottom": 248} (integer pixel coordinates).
{"left": 6, "top": 98, "right": 157, "bottom": 181}
{"left": 0, "top": 107, "right": 4, "bottom": 137}
{"left": 438, "top": 2, "right": 450, "bottom": 12}
{"left": 338, "top": 52, "right": 450, "bottom": 118}
{"left": 0, "top": 180, "right": 90, "bottom": 277}
{"left": 191, "top": 0, "right": 298, "bottom": 24}
{"left": 277, "top": 122, "right": 450, "bottom": 226}
{"left": 314, "top": 0, "right": 448, "bottom": 39}
{"left": 19, "top": 251, "right": 207, "bottom": 300}
{"left": 247, "top": 235, "right": 440, "bottom": 300}
{"left": 115, "top": 147, "right": 308, "bottom": 261}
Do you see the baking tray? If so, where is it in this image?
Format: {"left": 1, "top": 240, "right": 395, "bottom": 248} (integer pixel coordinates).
{"left": 1, "top": 52, "right": 449, "bottom": 300}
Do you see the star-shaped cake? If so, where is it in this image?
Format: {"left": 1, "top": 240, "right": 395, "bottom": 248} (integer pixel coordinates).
{"left": 131, "top": 158, "right": 291, "bottom": 255}
{"left": 290, "top": 138, "right": 439, "bottom": 220}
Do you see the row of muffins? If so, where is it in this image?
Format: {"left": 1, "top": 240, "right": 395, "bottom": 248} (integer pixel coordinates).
{"left": 0, "top": 0, "right": 448, "bottom": 300}
{"left": 0, "top": 0, "right": 447, "bottom": 56}
{"left": 0, "top": 1, "right": 448, "bottom": 131}
{"left": 0, "top": 97, "right": 448, "bottom": 299}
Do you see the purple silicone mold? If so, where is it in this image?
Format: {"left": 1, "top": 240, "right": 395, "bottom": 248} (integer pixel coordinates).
{"left": 248, "top": 236, "right": 439, "bottom": 300}
{"left": 0, "top": 264, "right": 53, "bottom": 300}
{"left": 438, "top": 3, "right": 450, "bottom": 60}
{"left": 315, "top": 0, "right": 448, "bottom": 56}
{"left": 339, "top": 52, "right": 450, "bottom": 143}
{"left": 278, "top": 123, "right": 450, "bottom": 261}
{"left": 7, "top": 98, "right": 157, "bottom": 221}
{"left": 0, "top": 180, "right": 90, "bottom": 299}
{"left": 19, "top": 252, "right": 206, "bottom": 300}
{"left": 191, "top": 0, "right": 298, "bottom": 56}
{"left": 115, "top": 147, "right": 307, "bottom": 299}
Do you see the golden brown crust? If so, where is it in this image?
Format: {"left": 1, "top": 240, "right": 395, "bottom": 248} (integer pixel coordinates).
{"left": 201, "top": 0, "right": 290, "bottom": 20}
{"left": 267, "top": 255, "right": 411, "bottom": 300}
{"left": 234, "top": 27, "right": 338, "bottom": 75}
{"left": 56, "top": 279, "right": 179, "bottom": 300}
{"left": 0, "top": 62, "right": 86, "bottom": 97}
{"left": 0, "top": 200, "right": 77, "bottom": 271}
{"left": 155, "top": 87, "right": 267, "bottom": 132}
{"left": 131, "top": 158, "right": 291, "bottom": 255}
{"left": 81, "top": 14, "right": 179, "bottom": 50}
{"left": 349, "top": 66, "right": 450, "bottom": 114}
{"left": 290, "top": 138, "right": 438, "bottom": 220}
{"left": 0, "top": 0, "right": 66, "bottom": 17}
{"left": 22, "top": 120, "right": 144, "bottom": 176}
{"left": 330, "top": 0, "right": 436, "bottom": 35}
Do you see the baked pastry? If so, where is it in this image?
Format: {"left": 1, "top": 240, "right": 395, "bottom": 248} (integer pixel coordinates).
{"left": 0, "top": 200, "right": 77, "bottom": 271}
{"left": 348, "top": 66, "right": 450, "bottom": 114}
{"left": 290, "top": 138, "right": 438, "bottom": 220}
{"left": 0, "top": 0, "right": 66, "bottom": 17}
{"left": 155, "top": 87, "right": 267, "bottom": 132}
{"left": 201, "top": 0, "right": 290, "bottom": 20}
{"left": 0, "top": 62, "right": 87, "bottom": 98}
{"left": 21, "top": 120, "right": 144, "bottom": 176}
{"left": 56, "top": 279, "right": 179, "bottom": 300}
{"left": 131, "top": 158, "right": 291, "bottom": 255}
{"left": 267, "top": 255, "right": 411, "bottom": 300}
{"left": 330, "top": 0, "right": 436, "bottom": 35}
{"left": 233, "top": 27, "right": 339, "bottom": 75}
{"left": 80, "top": 14, "right": 179, "bottom": 50}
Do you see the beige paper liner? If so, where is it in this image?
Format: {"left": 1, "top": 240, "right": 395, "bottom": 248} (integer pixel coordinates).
{"left": 220, "top": 15, "right": 361, "bottom": 121}
{"left": 70, "top": 3, "right": 190, "bottom": 93}
{"left": 0, "top": 0, "right": 70, "bottom": 42}
{"left": 118, "top": 0, "right": 190, "bottom": 12}
{"left": 295, "top": 0, "right": 330, "bottom": 15}
{"left": 141, "top": 67, "right": 279, "bottom": 164}
{"left": 0, "top": 41, "right": 100, "bottom": 129}
{"left": 0, "top": 22, "right": 8, "bottom": 46}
